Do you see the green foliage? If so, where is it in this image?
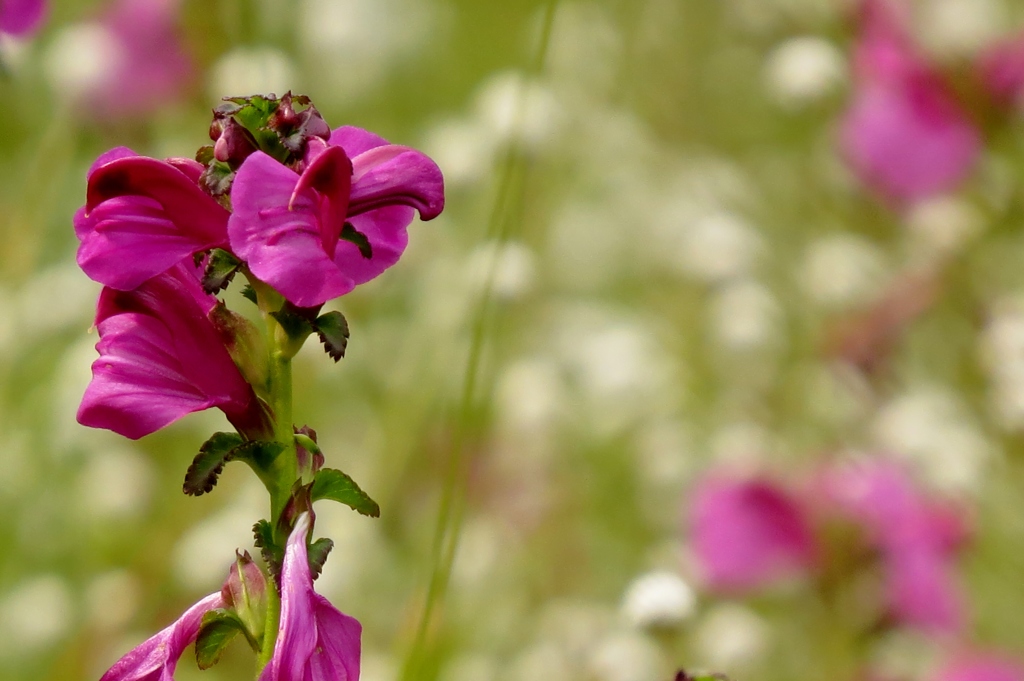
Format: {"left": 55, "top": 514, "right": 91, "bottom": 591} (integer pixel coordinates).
{"left": 182, "top": 432, "right": 245, "bottom": 496}
{"left": 313, "top": 310, "right": 350, "bottom": 361}
{"left": 195, "top": 609, "right": 253, "bottom": 670}
{"left": 310, "top": 468, "right": 380, "bottom": 517}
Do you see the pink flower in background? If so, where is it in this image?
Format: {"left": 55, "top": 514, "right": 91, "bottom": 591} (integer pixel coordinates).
{"left": 229, "top": 126, "right": 445, "bottom": 308}
{"left": 979, "top": 33, "right": 1024, "bottom": 105}
{"left": 934, "top": 652, "right": 1024, "bottom": 681}
{"left": 92, "top": 0, "right": 193, "bottom": 119}
{"left": 840, "top": 0, "right": 980, "bottom": 203}
{"left": 77, "top": 261, "right": 267, "bottom": 440}
{"left": 259, "top": 513, "right": 362, "bottom": 681}
{"left": 819, "top": 460, "right": 968, "bottom": 633}
{"left": 0, "top": 0, "right": 47, "bottom": 36}
{"left": 688, "top": 474, "right": 817, "bottom": 592}
{"left": 76, "top": 147, "right": 230, "bottom": 291}
{"left": 99, "top": 592, "right": 224, "bottom": 681}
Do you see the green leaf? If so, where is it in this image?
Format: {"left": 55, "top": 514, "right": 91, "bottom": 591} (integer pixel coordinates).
{"left": 241, "top": 284, "right": 258, "bottom": 304}
{"left": 313, "top": 311, "right": 349, "bottom": 362}
{"left": 253, "top": 519, "right": 284, "bottom": 581}
{"left": 311, "top": 468, "right": 380, "bottom": 517}
{"left": 307, "top": 537, "right": 334, "bottom": 579}
{"left": 201, "top": 249, "right": 241, "bottom": 294}
{"left": 340, "top": 222, "right": 373, "bottom": 259}
{"left": 195, "top": 609, "right": 250, "bottom": 670}
{"left": 200, "top": 160, "right": 234, "bottom": 197}
{"left": 270, "top": 309, "right": 314, "bottom": 343}
{"left": 232, "top": 440, "right": 285, "bottom": 469}
{"left": 183, "top": 432, "right": 244, "bottom": 496}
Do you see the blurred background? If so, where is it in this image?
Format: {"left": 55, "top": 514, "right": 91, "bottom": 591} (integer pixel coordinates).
{"left": 4, "top": 0, "right": 1024, "bottom": 680}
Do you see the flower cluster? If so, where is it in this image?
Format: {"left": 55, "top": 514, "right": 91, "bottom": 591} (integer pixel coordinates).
{"left": 75, "top": 93, "right": 443, "bottom": 679}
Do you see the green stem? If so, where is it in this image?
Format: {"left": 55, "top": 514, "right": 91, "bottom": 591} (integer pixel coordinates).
{"left": 254, "top": 575, "right": 281, "bottom": 676}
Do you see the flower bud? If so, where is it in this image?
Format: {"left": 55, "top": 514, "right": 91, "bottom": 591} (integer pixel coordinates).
{"left": 220, "top": 551, "right": 268, "bottom": 645}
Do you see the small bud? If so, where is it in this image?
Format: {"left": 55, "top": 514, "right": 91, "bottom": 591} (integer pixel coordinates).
{"left": 220, "top": 551, "right": 268, "bottom": 645}
{"left": 295, "top": 425, "right": 324, "bottom": 476}
{"left": 212, "top": 119, "right": 258, "bottom": 168}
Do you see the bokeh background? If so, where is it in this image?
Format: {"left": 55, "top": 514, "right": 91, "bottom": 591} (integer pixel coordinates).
{"left": 4, "top": 0, "right": 1024, "bottom": 680}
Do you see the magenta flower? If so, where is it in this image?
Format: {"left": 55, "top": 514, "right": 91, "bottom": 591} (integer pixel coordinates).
{"left": 77, "top": 261, "right": 266, "bottom": 440}
{"left": 688, "top": 473, "right": 817, "bottom": 593}
{"left": 934, "top": 652, "right": 1024, "bottom": 681}
{"left": 99, "top": 592, "right": 224, "bottom": 681}
{"left": 259, "top": 512, "right": 361, "bottom": 681}
{"left": 819, "top": 460, "right": 967, "bottom": 633}
{"left": 840, "top": 0, "right": 980, "bottom": 203}
{"left": 0, "top": 0, "right": 47, "bottom": 37}
{"left": 979, "top": 32, "right": 1024, "bottom": 106}
{"left": 228, "top": 126, "right": 445, "bottom": 307}
{"left": 76, "top": 147, "right": 230, "bottom": 291}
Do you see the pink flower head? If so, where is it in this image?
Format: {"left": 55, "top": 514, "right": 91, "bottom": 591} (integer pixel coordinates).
{"left": 99, "top": 592, "right": 224, "bottom": 681}
{"left": 90, "top": 0, "right": 193, "bottom": 120}
{"left": 934, "top": 652, "right": 1024, "bottom": 681}
{"left": 840, "top": 0, "right": 980, "bottom": 203}
{"left": 259, "top": 512, "right": 362, "bottom": 681}
{"left": 0, "top": 0, "right": 47, "bottom": 37}
{"left": 818, "top": 459, "right": 968, "bottom": 633}
{"left": 76, "top": 147, "right": 231, "bottom": 291}
{"left": 77, "top": 261, "right": 267, "bottom": 440}
{"left": 979, "top": 32, "right": 1024, "bottom": 105}
{"left": 228, "top": 125, "right": 444, "bottom": 308}
{"left": 688, "top": 473, "right": 817, "bottom": 593}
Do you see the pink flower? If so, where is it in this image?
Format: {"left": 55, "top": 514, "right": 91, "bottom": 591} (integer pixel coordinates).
{"left": 934, "top": 652, "right": 1024, "bottom": 681}
{"left": 99, "top": 592, "right": 224, "bottom": 681}
{"left": 0, "top": 0, "right": 47, "bottom": 37}
{"left": 259, "top": 512, "right": 361, "bottom": 681}
{"left": 979, "top": 32, "right": 1024, "bottom": 105}
{"left": 77, "top": 261, "right": 267, "bottom": 440}
{"left": 840, "top": 0, "right": 980, "bottom": 203}
{"left": 88, "top": 0, "right": 193, "bottom": 120}
{"left": 819, "top": 459, "right": 968, "bottom": 633}
{"left": 76, "top": 147, "right": 230, "bottom": 291}
{"left": 228, "top": 126, "right": 444, "bottom": 307}
{"left": 688, "top": 473, "right": 817, "bottom": 593}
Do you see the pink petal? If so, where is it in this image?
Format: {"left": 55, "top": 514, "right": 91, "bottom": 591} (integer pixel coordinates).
{"left": 100, "top": 592, "right": 223, "bottom": 681}
{"left": 333, "top": 205, "right": 413, "bottom": 288}
{"left": 885, "top": 546, "right": 964, "bottom": 633}
{"left": 935, "top": 652, "right": 1024, "bottom": 681}
{"left": 348, "top": 144, "right": 445, "bottom": 220}
{"left": 690, "top": 475, "right": 817, "bottom": 592}
{"left": 229, "top": 152, "right": 354, "bottom": 308}
{"left": 329, "top": 126, "right": 390, "bottom": 157}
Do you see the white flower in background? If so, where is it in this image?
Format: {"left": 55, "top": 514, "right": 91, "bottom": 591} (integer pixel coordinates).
{"left": 77, "top": 445, "right": 154, "bottom": 520}
{"left": 872, "top": 387, "right": 994, "bottom": 494}
{"left": 905, "top": 196, "right": 985, "bottom": 264}
{"left": 621, "top": 570, "right": 697, "bottom": 629}
{"left": 510, "top": 642, "right": 575, "bottom": 681}
{"left": 869, "top": 630, "right": 940, "bottom": 681}
{"left": 980, "top": 299, "right": 1024, "bottom": 431}
{"left": 764, "top": 36, "right": 846, "bottom": 109}
{"left": 464, "top": 240, "right": 538, "bottom": 301}
{"left": 544, "top": 1, "right": 622, "bottom": 98}
{"left": 299, "top": 0, "right": 446, "bottom": 104}
{"left": 86, "top": 570, "right": 141, "bottom": 631}
{"left": 209, "top": 46, "right": 295, "bottom": 99}
{"left": 677, "top": 212, "right": 763, "bottom": 284}
{"left": 496, "top": 356, "right": 566, "bottom": 435}
{"left": 538, "top": 599, "right": 616, "bottom": 663}
{"left": 474, "top": 71, "right": 562, "bottom": 148}
{"left": 423, "top": 118, "right": 496, "bottom": 187}
{"left": 44, "top": 24, "right": 122, "bottom": 103}
{"left": 710, "top": 422, "right": 770, "bottom": 466}
{"left": 694, "top": 603, "right": 769, "bottom": 669}
{"left": 440, "top": 653, "right": 499, "bottom": 681}
{"left": 0, "top": 575, "right": 74, "bottom": 659}
{"left": 588, "top": 631, "right": 663, "bottom": 681}
{"left": 710, "top": 279, "right": 782, "bottom": 350}
{"left": 800, "top": 233, "right": 888, "bottom": 309}
{"left": 635, "top": 420, "right": 693, "bottom": 490}
{"left": 915, "top": 0, "right": 1006, "bottom": 58}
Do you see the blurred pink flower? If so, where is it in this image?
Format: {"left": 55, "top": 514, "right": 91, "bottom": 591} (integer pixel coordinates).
{"left": 840, "top": 0, "right": 980, "bottom": 203}
{"left": 819, "top": 459, "right": 968, "bottom": 633}
{"left": 979, "top": 33, "right": 1024, "bottom": 105}
{"left": 0, "top": 0, "right": 47, "bottom": 36}
{"left": 688, "top": 474, "right": 817, "bottom": 593}
{"left": 91, "top": 0, "right": 193, "bottom": 119}
{"left": 934, "top": 652, "right": 1024, "bottom": 681}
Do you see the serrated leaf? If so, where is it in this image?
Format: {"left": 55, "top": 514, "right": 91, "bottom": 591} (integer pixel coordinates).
{"left": 183, "top": 432, "right": 244, "bottom": 496}
{"left": 202, "top": 249, "right": 241, "bottom": 294}
{"left": 313, "top": 311, "right": 349, "bottom": 361}
{"left": 241, "top": 284, "right": 258, "bottom": 304}
{"left": 253, "top": 519, "right": 284, "bottom": 580}
{"left": 200, "top": 160, "right": 234, "bottom": 196}
{"left": 311, "top": 468, "right": 380, "bottom": 517}
{"left": 196, "top": 609, "right": 248, "bottom": 669}
{"left": 340, "top": 222, "right": 373, "bottom": 259}
{"left": 307, "top": 537, "right": 334, "bottom": 579}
